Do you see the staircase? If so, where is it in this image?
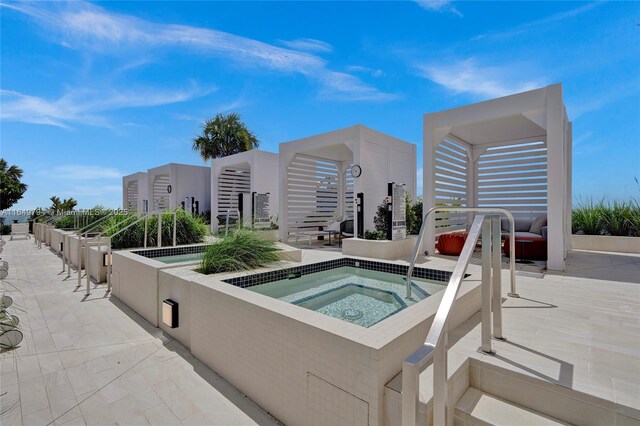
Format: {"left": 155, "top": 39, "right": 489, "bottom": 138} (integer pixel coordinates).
{"left": 384, "top": 313, "right": 620, "bottom": 426}
{"left": 455, "top": 387, "right": 568, "bottom": 425}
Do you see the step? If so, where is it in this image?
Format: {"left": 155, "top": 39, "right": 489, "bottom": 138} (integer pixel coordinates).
{"left": 455, "top": 387, "right": 569, "bottom": 426}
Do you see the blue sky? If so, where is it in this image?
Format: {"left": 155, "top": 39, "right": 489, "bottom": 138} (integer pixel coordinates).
{"left": 1, "top": 0, "right": 639, "bottom": 211}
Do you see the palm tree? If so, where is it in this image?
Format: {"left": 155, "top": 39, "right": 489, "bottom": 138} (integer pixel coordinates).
{"left": 49, "top": 196, "right": 77, "bottom": 212}
{"left": 192, "top": 113, "right": 259, "bottom": 161}
{"left": 0, "top": 159, "right": 28, "bottom": 210}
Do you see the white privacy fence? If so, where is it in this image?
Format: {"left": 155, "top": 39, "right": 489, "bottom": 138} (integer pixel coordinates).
{"left": 476, "top": 140, "right": 548, "bottom": 221}
{"left": 126, "top": 180, "right": 138, "bottom": 212}
{"left": 152, "top": 174, "right": 170, "bottom": 211}
{"left": 216, "top": 167, "right": 250, "bottom": 218}
{"left": 286, "top": 155, "right": 340, "bottom": 236}
{"left": 434, "top": 138, "right": 469, "bottom": 234}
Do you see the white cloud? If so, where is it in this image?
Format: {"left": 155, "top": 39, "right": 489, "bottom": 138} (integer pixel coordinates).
{"left": 3, "top": 2, "right": 393, "bottom": 102}
{"left": 318, "top": 72, "right": 398, "bottom": 101}
{"left": 346, "top": 65, "right": 384, "bottom": 78}
{"left": 279, "top": 38, "right": 333, "bottom": 53}
{"left": 473, "top": 2, "right": 601, "bottom": 40}
{"left": 42, "top": 165, "right": 124, "bottom": 180}
{"left": 418, "top": 59, "right": 546, "bottom": 99}
{"left": 0, "top": 84, "right": 216, "bottom": 128}
{"left": 573, "top": 131, "right": 593, "bottom": 146}
{"left": 415, "top": 0, "right": 462, "bottom": 17}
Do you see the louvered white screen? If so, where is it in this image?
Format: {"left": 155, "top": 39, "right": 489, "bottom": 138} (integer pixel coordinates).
{"left": 217, "top": 167, "right": 250, "bottom": 217}
{"left": 287, "top": 155, "right": 339, "bottom": 236}
{"left": 153, "top": 175, "right": 170, "bottom": 211}
{"left": 126, "top": 181, "right": 138, "bottom": 212}
{"left": 344, "top": 164, "right": 354, "bottom": 220}
{"left": 476, "top": 141, "right": 548, "bottom": 220}
{"left": 434, "top": 138, "right": 469, "bottom": 233}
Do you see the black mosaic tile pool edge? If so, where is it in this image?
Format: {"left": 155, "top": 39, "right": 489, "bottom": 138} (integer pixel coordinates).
{"left": 131, "top": 244, "right": 207, "bottom": 259}
{"left": 223, "top": 257, "right": 464, "bottom": 289}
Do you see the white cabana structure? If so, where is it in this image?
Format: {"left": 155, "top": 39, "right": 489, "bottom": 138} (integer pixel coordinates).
{"left": 211, "top": 150, "right": 279, "bottom": 231}
{"left": 279, "top": 124, "right": 417, "bottom": 241}
{"left": 146, "top": 163, "right": 211, "bottom": 214}
{"left": 122, "top": 172, "right": 148, "bottom": 212}
{"left": 423, "top": 83, "right": 571, "bottom": 270}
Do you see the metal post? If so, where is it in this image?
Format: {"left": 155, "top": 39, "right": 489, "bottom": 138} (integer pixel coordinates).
{"left": 401, "top": 362, "right": 419, "bottom": 426}
{"left": 107, "top": 237, "right": 112, "bottom": 292}
{"left": 85, "top": 236, "right": 92, "bottom": 295}
{"left": 491, "top": 216, "right": 504, "bottom": 340}
{"left": 173, "top": 211, "right": 177, "bottom": 247}
{"left": 508, "top": 225, "right": 518, "bottom": 297}
{"left": 77, "top": 236, "right": 82, "bottom": 287}
{"left": 481, "top": 218, "right": 493, "bottom": 354}
{"left": 144, "top": 216, "right": 148, "bottom": 248}
{"left": 157, "top": 213, "right": 162, "bottom": 248}
{"left": 66, "top": 235, "right": 71, "bottom": 278}
{"left": 433, "top": 327, "right": 448, "bottom": 426}
{"left": 61, "top": 237, "right": 66, "bottom": 272}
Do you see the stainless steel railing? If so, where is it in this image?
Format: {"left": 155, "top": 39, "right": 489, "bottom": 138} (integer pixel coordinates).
{"left": 405, "top": 207, "right": 518, "bottom": 299}
{"left": 224, "top": 208, "right": 240, "bottom": 237}
{"left": 402, "top": 214, "right": 505, "bottom": 426}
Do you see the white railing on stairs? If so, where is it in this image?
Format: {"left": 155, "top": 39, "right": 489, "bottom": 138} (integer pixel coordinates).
{"left": 401, "top": 213, "right": 507, "bottom": 426}
{"left": 405, "top": 207, "right": 519, "bottom": 299}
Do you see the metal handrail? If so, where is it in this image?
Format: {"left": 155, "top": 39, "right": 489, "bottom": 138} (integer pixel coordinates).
{"left": 402, "top": 214, "right": 504, "bottom": 426}
{"left": 224, "top": 208, "right": 240, "bottom": 237}
{"left": 82, "top": 210, "right": 178, "bottom": 295}
{"left": 75, "top": 210, "right": 152, "bottom": 289}
{"left": 406, "top": 206, "right": 518, "bottom": 298}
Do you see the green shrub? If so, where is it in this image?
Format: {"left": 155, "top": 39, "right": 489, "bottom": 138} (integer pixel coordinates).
{"left": 600, "top": 200, "right": 633, "bottom": 237}
{"left": 572, "top": 198, "right": 605, "bottom": 235}
{"left": 54, "top": 215, "right": 76, "bottom": 229}
{"left": 199, "top": 229, "right": 279, "bottom": 274}
{"left": 103, "top": 210, "right": 208, "bottom": 250}
{"left": 409, "top": 196, "right": 423, "bottom": 235}
{"left": 364, "top": 230, "right": 387, "bottom": 240}
{"left": 373, "top": 196, "right": 423, "bottom": 237}
{"left": 572, "top": 197, "right": 640, "bottom": 237}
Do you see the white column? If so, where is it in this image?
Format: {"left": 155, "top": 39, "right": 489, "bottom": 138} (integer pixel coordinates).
{"left": 566, "top": 120, "right": 573, "bottom": 253}
{"left": 546, "top": 84, "right": 566, "bottom": 271}
{"left": 278, "top": 152, "right": 293, "bottom": 241}
{"left": 423, "top": 116, "right": 437, "bottom": 255}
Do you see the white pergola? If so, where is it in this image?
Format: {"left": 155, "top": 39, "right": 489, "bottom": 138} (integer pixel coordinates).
{"left": 211, "top": 150, "right": 279, "bottom": 232}
{"left": 423, "top": 83, "right": 572, "bottom": 270}
{"left": 279, "top": 125, "right": 416, "bottom": 241}
{"left": 122, "top": 172, "right": 148, "bottom": 212}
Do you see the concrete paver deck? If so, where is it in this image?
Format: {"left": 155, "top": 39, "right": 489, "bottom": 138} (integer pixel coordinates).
{"left": 0, "top": 239, "right": 281, "bottom": 426}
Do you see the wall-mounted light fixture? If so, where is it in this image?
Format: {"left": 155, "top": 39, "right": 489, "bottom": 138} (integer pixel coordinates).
{"left": 162, "top": 299, "right": 179, "bottom": 328}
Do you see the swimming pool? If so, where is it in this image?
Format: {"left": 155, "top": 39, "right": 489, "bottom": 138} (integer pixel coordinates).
{"left": 221, "top": 258, "right": 452, "bottom": 328}
{"left": 249, "top": 266, "right": 445, "bottom": 327}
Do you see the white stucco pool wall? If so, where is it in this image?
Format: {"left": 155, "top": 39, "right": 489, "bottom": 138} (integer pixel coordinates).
{"left": 110, "top": 243, "right": 302, "bottom": 327}
{"left": 49, "top": 228, "right": 74, "bottom": 254}
{"left": 111, "top": 253, "right": 484, "bottom": 425}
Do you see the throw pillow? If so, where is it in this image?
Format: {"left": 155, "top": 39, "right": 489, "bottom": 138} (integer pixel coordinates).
{"left": 529, "top": 216, "right": 547, "bottom": 235}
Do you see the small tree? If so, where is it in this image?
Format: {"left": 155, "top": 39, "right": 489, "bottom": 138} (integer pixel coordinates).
{"left": 192, "top": 113, "right": 259, "bottom": 161}
{"left": 49, "top": 196, "right": 77, "bottom": 212}
{"left": 0, "top": 159, "right": 27, "bottom": 210}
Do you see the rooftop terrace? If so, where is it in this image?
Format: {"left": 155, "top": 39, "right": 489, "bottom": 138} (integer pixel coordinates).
{"left": 1, "top": 238, "right": 639, "bottom": 425}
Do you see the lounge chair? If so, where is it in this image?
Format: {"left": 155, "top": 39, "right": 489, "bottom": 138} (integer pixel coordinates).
{"left": 339, "top": 220, "right": 354, "bottom": 247}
